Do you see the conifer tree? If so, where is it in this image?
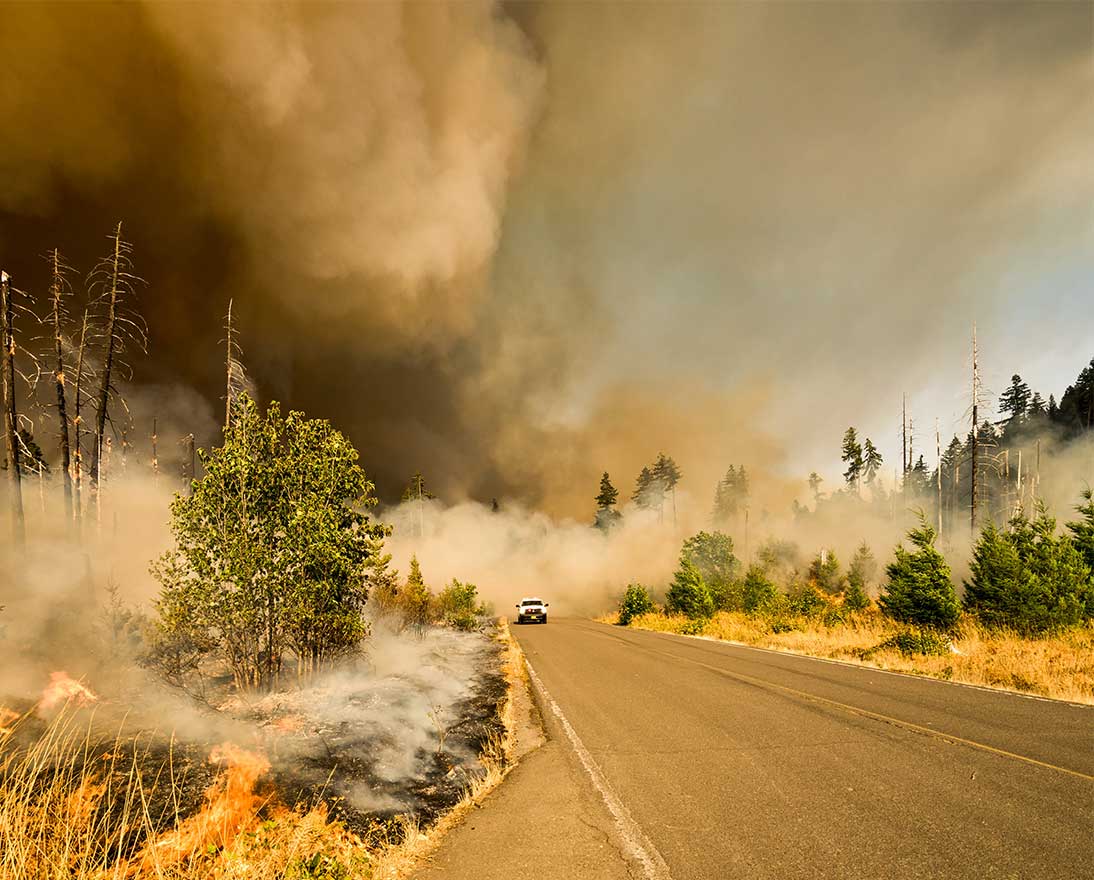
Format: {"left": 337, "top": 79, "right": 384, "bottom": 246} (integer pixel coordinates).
{"left": 841, "top": 427, "right": 863, "bottom": 489}
{"left": 653, "top": 452, "right": 682, "bottom": 524}
{"left": 862, "top": 438, "right": 883, "bottom": 485}
{"left": 998, "top": 374, "right": 1031, "bottom": 423}
{"left": 808, "top": 549, "right": 843, "bottom": 594}
{"left": 633, "top": 465, "right": 657, "bottom": 510}
{"left": 594, "top": 471, "right": 622, "bottom": 532}
{"left": 846, "top": 542, "right": 876, "bottom": 610}
{"left": 879, "top": 516, "right": 960, "bottom": 629}
{"left": 666, "top": 557, "right": 714, "bottom": 620}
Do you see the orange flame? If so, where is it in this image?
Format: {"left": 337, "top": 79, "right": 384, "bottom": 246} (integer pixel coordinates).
{"left": 134, "top": 743, "right": 271, "bottom": 871}
{"left": 40, "top": 672, "right": 98, "bottom": 710}
{"left": 0, "top": 706, "right": 18, "bottom": 735}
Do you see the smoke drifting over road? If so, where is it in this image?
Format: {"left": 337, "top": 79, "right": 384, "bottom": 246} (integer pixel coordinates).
{"left": 1, "top": 1, "right": 1091, "bottom": 516}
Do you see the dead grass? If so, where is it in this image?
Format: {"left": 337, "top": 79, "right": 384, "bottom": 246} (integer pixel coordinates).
{"left": 0, "top": 620, "right": 528, "bottom": 880}
{"left": 618, "top": 611, "right": 1094, "bottom": 704}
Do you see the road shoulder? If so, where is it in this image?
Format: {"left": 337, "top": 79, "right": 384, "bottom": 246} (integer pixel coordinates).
{"left": 413, "top": 632, "right": 633, "bottom": 880}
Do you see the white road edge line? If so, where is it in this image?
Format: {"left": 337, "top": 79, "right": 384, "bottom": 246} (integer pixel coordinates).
{"left": 525, "top": 659, "right": 673, "bottom": 880}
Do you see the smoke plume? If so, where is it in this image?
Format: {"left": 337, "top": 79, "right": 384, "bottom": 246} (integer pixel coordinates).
{"left": 0, "top": 1, "right": 1091, "bottom": 518}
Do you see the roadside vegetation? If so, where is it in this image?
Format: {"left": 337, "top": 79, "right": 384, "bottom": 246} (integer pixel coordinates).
{"left": 611, "top": 511, "right": 1094, "bottom": 703}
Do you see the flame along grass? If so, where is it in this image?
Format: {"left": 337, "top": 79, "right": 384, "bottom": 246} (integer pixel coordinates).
{"left": 611, "top": 611, "right": 1094, "bottom": 704}
{"left": 0, "top": 621, "right": 525, "bottom": 880}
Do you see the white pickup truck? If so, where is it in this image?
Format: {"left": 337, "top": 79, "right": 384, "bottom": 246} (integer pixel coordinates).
{"left": 515, "top": 597, "right": 549, "bottom": 624}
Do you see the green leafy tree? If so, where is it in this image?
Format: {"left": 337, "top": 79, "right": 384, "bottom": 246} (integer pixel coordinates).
{"left": 965, "top": 508, "right": 1091, "bottom": 634}
{"left": 594, "top": 471, "right": 623, "bottom": 532}
{"left": 150, "top": 395, "right": 386, "bottom": 691}
{"left": 879, "top": 516, "right": 960, "bottom": 629}
{"left": 841, "top": 428, "right": 863, "bottom": 489}
{"left": 618, "top": 584, "right": 655, "bottom": 625}
{"left": 845, "top": 542, "right": 876, "bottom": 610}
{"left": 808, "top": 549, "right": 843, "bottom": 595}
{"left": 681, "top": 531, "right": 741, "bottom": 610}
{"left": 666, "top": 558, "right": 714, "bottom": 620}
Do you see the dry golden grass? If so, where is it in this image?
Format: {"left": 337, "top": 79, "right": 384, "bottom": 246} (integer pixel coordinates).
{"left": 0, "top": 620, "right": 527, "bottom": 880}
{"left": 618, "top": 611, "right": 1094, "bottom": 704}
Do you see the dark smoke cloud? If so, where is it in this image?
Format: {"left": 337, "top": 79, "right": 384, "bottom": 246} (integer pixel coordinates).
{"left": 1, "top": 2, "right": 1090, "bottom": 517}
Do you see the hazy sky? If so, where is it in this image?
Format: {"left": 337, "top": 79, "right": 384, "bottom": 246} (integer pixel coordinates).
{"left": 0, "top": 1, "right": 1090, "bottom": 515}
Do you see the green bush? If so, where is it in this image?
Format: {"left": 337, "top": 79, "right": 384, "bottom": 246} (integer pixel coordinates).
{"left": 844, "top": 579, "right": 870, "bottom": 611}
{"left": 618, "top": 583, "right": 655, "bottom": 626}
{"left": 681, "top": 531, "right": 740, "bottom": 610}
{"left": 964, "top": 509, "right": 1091, "bottom": 635}
{"left": 679, "top": 618, "right": 707, "bottom": 635}
{"left": 435, "top": 578, "right": 485, "bottom": 631}
{"left": 666, "top": 558, "right": 714, "bottom": 620}
{"left": 742, "top": 566, "right": 779, "bottom": 613}
{"left": 788, "top": 583, "right": 826, "bottom": 617}
{"left": 879, "top": 517, "right": 960, "bottom": 630}
{"left": 875, "top": 630, "right": 951, "bottom": 657}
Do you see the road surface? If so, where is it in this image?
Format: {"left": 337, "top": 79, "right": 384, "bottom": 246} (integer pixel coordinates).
{"left": 422, "top": 618, "right": 1093, "bottom": 880}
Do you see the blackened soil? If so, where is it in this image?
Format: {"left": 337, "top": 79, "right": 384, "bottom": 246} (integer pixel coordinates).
{"left": 275, "top": 638, "right": 508, "bottom": 836}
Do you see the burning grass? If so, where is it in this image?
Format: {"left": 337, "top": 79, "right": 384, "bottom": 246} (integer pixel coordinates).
{"left": 0, "top": 622, "right": 526, "bottom": 879}
{"left": 613, "top": 611, "right": 1094, "bottom": 704}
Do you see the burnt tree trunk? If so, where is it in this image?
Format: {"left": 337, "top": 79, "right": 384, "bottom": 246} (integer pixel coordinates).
{"left": 72, "top": 310, "right": 90, "bottom": 522}
{"left": 1, "top": 270, "right": 25, "bottom": 545}
{"left": 49, "top": 250, "right": 73, "bottom": 523}
{"left": 91, "top": 223, "right": 123, "bottom": 488}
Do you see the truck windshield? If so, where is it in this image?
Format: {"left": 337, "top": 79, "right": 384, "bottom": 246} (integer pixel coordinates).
{"left": 521, "top": 600, "right": 542, "bottom": 606}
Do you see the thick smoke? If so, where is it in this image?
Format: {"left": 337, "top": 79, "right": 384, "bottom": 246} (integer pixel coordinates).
{"left": 0, "top": 1, "right": 1091, "bottom": 517}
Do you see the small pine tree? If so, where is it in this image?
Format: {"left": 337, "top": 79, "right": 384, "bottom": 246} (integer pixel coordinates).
{"left": 666, "top": 558, "right": 714, "bottom": 620}
{"left": 399, "top": 555, "right": 434, "bottom": 633}
{"left": 879, "top": 516, "right": 960, "bottom": 629}
{"left": 742, "top": 565, "right": 778, "bottom": 613}
{"left": 846, "top": 542, "right": 876, "bottom": 610}
{"left": 965, "top": 507, "right": 1091, "bottom": 634}
{"left": 808, "top": 549, "right": 843, "bottom": 595}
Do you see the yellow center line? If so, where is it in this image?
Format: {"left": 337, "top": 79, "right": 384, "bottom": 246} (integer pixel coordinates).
{"left": 639, "top": 643, "right": 1094, "bottom": 784}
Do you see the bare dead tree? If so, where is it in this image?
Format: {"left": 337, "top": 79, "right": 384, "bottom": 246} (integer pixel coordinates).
{"left": 87, "top": 223, "right": 146, "bottom": 489}
{"left": 935, "top": 418, "right": 942, "bottom": 536}
{"left": 970, "top": 323, "right": 981, "bottom": 536}
{"left": 223, "top": 298, "right": 250, "bottom": 430}
{"left": 1, "top": 269, "right": 25, "bottom": 544}
{"left": 47, "top": 249, "right": 75, "bottom": 522}
{"left": 72, "top": 308, "right": 92, "bottom": 521}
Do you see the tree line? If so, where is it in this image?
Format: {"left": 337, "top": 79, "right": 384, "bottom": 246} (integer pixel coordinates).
{"left": 619, "top": 494, "right": 1094, "bottom": 638}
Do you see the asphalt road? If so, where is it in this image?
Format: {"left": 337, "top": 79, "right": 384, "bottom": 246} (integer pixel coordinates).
{"left": 503, "top": 618, "right": 1093, "bottom": 880}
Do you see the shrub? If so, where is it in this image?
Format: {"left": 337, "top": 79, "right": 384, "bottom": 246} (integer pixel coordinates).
{"left": 666, "top": 559, "right": 714, "bottom": 620}
{"left": 879, "top": 517, "right": 960, "bottom": 630}
{"left": 435, "top": 579, "right": 485, "bottom": 631}
{"left": 844, "top": 579, "right": 870, "bottom": 611}
{"left": 964, "top": 509, "right": 1091, "bottom": 635}
{"left": 875, "top": 630, "right": 951, "bottom": 657}
{"left": 618, "top": 584, "right": 655, "bottom": 626}
{"left": 788, "top": 583, "right": 827, "bottom": 617}
{"left": 741, "top": 566, "right": 779, "bottom": 613}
